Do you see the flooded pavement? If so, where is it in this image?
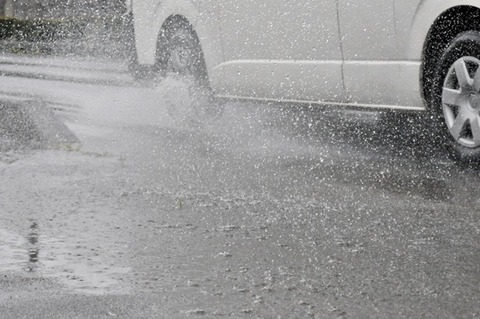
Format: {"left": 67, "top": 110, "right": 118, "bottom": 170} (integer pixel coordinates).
{"left": 0, "top": 74, "right": 479, "bottom": 318}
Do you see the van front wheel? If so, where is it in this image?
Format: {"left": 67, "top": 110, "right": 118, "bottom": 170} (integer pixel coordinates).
{"left": 432, "top": 31, "right": 480, "bottom": 164}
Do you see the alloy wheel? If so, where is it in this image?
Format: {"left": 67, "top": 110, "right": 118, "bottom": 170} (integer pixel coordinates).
{"left": 442, "top": 56, "right": 480, "bottom": 148}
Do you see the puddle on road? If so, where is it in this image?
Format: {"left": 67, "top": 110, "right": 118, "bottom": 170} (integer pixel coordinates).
{"left": 0, "top": 224, "right": 131, "bottom": 295}
{"left": 26, "top": 221, "right": 39, "bottom": 272}
{"left": 41, "top": 241, "right": 131, "bottom": 296}
{"left": 0, "top": 229, "right": 27, "bottom": 272}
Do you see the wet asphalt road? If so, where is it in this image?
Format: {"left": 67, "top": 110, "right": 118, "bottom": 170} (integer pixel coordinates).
{"left": 0, "top": 71, "right": 479, "bottom": 318}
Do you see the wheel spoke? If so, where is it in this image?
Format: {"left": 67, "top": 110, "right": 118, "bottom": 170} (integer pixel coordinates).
{"left": 450, "top": 110, "right": 468, "bottom": 140}
{"left": 442, "top": 87, "right": 464, "bottom": 107}
{"left": 454, "top": 59, "right": 472, "bottom": 88}
{"left": 470, "top": 115, "right": 480, "bottom": 146}
{"left": 474, "top": 68, "right": 480, "bottom": 92}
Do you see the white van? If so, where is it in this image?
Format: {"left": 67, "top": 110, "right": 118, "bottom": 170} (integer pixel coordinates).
{"left": 131, "top": 1, "right": 480, "bottom": 163}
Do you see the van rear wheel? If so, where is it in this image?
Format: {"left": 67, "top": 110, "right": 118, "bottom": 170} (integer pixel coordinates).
{"left": 157, "top": 22, "right": 223, "bottom": 125}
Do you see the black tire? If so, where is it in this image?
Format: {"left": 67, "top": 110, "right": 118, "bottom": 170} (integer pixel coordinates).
{"left": 156, "top": 22, "right": 223, "bottom": 125}
{"left": 431, "top": 31, "right": 480, "bottom": 164}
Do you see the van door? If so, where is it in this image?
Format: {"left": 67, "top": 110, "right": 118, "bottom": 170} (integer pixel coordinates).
{"left": 214, "top": 0, "right": 345, "bottom": 104}
{"left": 338, "top": 0, "right": 422, "bottom": 109}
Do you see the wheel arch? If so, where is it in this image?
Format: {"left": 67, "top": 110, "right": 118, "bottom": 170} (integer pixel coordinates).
{"left": 407, "top": 2, "right": 480, "bottom": 105}
{"left": 132, "top": 0, "right": 222, "bottom": 84}
{"left": 133, "top": 0, "right": 200, "bottom": 65}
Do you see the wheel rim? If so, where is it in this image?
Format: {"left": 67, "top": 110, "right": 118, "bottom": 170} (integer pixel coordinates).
{"left": 167, "top": 46, "right": 192, "bottom": 74}
{"left": 442, "top": 56, "right": 480, "bottom": 148}
{"left": 166, "top": 30, "right": 196, "bottom": 75}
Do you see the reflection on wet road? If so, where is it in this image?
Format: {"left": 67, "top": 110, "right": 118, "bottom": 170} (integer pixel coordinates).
{"left": 27, "top": 221, "right": 39, "bottom": 272}
{"left": 0, "top": 76, "right": 479, "bottom": 318}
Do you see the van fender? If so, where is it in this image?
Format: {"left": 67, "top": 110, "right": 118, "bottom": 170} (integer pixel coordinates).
{"left": 407, "top": 0, "right": 480, "bottom": 59}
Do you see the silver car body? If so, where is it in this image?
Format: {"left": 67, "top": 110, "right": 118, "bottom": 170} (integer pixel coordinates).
{"left": 131, "top": 0, "right": 480, "bottom": 112}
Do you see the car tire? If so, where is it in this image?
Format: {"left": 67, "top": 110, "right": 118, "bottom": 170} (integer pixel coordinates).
{"left": 157, "top": 23, "right": 223, "bottom": 125}
{"left": 431, "top": 31, "right": 480, "bottom": 164}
